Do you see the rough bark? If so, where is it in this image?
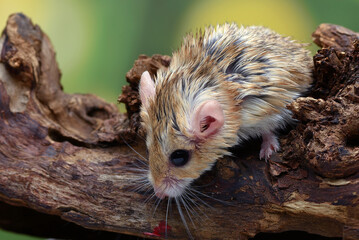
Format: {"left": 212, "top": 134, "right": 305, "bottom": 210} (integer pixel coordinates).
{"left": 0, "top": 13, "right": 358, "bottom": 240}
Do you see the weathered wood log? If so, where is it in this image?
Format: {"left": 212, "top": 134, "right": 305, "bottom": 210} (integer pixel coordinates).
{"left": 0, "top": 13, "right": 358, "bottom": 240}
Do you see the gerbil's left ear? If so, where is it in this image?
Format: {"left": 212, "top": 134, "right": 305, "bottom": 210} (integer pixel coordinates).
{"left": 191, "top": 100, "right": 224, "bottom": 139}
{"left": 139, "top": 71, "right": 155, "bottom": 108}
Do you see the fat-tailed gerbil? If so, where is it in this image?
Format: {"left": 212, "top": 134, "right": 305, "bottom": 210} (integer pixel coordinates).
{"left": 139, "top": 23, "right": 313, "bottom": 199}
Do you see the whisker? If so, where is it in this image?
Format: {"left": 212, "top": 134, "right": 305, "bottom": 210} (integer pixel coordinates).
{"left": 131, "top": 176, "right": 149, "bottom": 184}
{"left": 182, "top": 191, "right": 204, "bottom": 220}
{"left": 165, "top": 197, "right": 170, "bottom": 238}
{"left": 133, "top": 157, "right": 149, "bottom": 167}
{"left": 132, "top": 182, "right": 150, "bottom": 192}
{"left": 132, "top": 176, "right": 149, "bottom": 183}
{"left": 180, "top": 196, "right": 196, "bottom": 228}
{"left": 185, "top": 189, "right": 214, "bottom": 210}
{"left": 152, "top": 196, "right": 162, "bottom": 217}
{"left": 143, "top": 184, "right": 154, "bottom": 195}
{"left": 189, "top": 188, "right": 233, "bottom": 206}
{"left": 169, "top": 197, "right": 173, "bottom": 220}
{"left": 123, "top": 159, "right": 148, "bottom": 173}
{"left": 175, "top": 197, "right": 194, "bottom": 240}
{"left": 126, "top": 162, "right": 148, "bottom": 171}
{"left": 134, "top": 184, "right": 152, "bottom": 195}
{"left": 152, "top": 181, "right": 168, "bottom": 215}
{"left": 129, "top": 175, "right": 150, "bottom": 187}
{"left": 120, "top": 165, "right": 147, "bottom": 171}
{"left": 118, "top": 133, "right": 148, "bottom": 162}
{"left": 135, "top": 131, "right": 146, "bottom": 141}
{"left": 117, "top": 135, "right": 151, "bottom": 195}
{"left": 144, "top": 191, "right": 156, "bottom": 203}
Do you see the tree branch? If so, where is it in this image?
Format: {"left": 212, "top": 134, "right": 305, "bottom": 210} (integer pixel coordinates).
{"left": 0, "top": 13, "right": 358, "bottom": 240}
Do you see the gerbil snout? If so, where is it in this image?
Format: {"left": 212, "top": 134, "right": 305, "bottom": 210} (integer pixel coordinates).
{"left": 148, "top": 148, "right": 194, "bottom": 199}
{"left": 152, "top": 176, "right": 187, "bottom": 199}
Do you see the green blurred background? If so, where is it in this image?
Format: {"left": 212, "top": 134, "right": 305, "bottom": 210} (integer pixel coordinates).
{"left": 0, "top": 0, "right": 358, "bottom": 239}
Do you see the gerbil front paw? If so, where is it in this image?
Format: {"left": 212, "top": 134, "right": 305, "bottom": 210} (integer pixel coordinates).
{"left": 260, "top": 132, "right": 280, "bottom": 161}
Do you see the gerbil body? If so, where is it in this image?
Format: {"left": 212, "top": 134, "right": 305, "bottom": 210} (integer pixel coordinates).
{"left": 139, "top": 23, "right": 313, "bottom": 198}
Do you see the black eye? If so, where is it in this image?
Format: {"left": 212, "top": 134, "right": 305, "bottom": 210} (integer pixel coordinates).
{"left": 170, "top": 149, "right": 190, "bottom": 167}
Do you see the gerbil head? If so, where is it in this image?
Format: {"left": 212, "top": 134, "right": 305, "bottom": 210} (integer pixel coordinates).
{"left": 139, "top": 71, "right": 230, "bottom": 199}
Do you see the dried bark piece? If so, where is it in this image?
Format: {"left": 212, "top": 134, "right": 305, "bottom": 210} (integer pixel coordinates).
{"left": 118, "top": 54, "right": 170, "bottom": 136}
{"left": 282, "top": 28, "right": 359, "bottom": 179}
{"left": 0, "top": 13, "right": 129, "bottom": 146}
{"left": 311, "top": 43, "right": 359, "bottom": 99}
{"left": 125, "top": 54, "right": 171, "bottom": 89}
{"left": 312, "top": 23, "right": 359, "bottom": 52}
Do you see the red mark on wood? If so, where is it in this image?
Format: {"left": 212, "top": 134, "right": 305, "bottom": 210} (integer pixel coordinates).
{"left": 144, "top": 220, "right": 172, "bottom": 237}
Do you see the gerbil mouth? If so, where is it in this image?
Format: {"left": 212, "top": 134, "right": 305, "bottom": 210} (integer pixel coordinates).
{"left": 154, "top": 177, "right": 188, "bottom": 199}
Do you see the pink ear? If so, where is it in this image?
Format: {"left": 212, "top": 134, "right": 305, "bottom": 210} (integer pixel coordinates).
{"left": 139, "top": 71, "right": 155, "bottom": 108}
{"left": 192, "top": 100, "right": 224, "bottom": 139}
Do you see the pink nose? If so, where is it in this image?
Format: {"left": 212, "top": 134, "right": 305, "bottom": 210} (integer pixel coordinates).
{"left": 154, "top": 187, "right": 167, "bottom": 199}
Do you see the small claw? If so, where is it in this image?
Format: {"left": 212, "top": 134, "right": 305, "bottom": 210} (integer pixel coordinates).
{"left": 260, "top": 132, "right": 280, "bottom": 161}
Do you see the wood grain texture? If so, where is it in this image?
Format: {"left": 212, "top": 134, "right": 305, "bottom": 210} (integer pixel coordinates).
{"left": 0, "top": 14, "right": 358, "bottom": 239}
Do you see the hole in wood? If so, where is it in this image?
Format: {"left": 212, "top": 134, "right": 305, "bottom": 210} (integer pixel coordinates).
{"left": 87, "top": 107, "right": 109, "bottom": 120}
{"left": 303, "top": 129, "right": 313, "bottom": 145}
{"left": 346, "top": 134, "right": 359, "bottom": 148}
{"left": 48, "top": 128, "right": 89, "bottom": 147}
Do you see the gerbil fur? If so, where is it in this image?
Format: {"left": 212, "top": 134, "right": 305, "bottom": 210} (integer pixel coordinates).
{"left": 139, "top": 23, "right": 313, "bottom": 198}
